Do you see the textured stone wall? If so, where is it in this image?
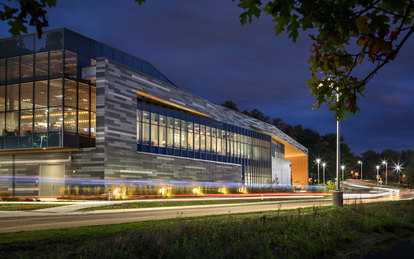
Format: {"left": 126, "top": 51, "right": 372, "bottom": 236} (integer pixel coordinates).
{"left": 96, "top": 58, "right": 242, "bottom": 183}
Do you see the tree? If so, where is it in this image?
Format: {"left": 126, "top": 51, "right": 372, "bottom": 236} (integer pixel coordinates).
{"left": 221, "top": 100, "right": 240, "bottom": 112}
{"left": 0, "top": 0, "right": 56, "bottom": 38}
{"left": 235, "top": 0, "right": 414, "bottom": 120}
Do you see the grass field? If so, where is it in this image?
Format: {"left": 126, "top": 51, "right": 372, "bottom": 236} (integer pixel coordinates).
{"left": 1, "top": 200, "right": 413, "bottom": 258}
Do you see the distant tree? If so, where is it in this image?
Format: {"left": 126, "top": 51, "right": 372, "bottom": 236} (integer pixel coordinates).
{"left": 361, "top": 150, "right": 381, "bottom": 180}
{"left": 272, "top": 117, "right": 286, "bottom": 130}
{"left": 250, "top": 108, "right": 270, "bottom": 123}
{"left": 405, "top": 158, "right": 414, "bottom": 187}
{"left": 221, "top": 100, "right": 239, "bottom": 112}
{"left": 241, "top": 110, "right": 251, "bottom": 116}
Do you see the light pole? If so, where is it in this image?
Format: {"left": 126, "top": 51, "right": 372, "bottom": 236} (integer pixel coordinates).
{"left": 395, "top": 164, "right": 402, "bottom": 183}
{"left": 382, "top": 160, "right": 387, "bottom": 186}
{"left": 316, "top": 158, "right": 321, "bottom": 185}
{"left": 358, "top": 160, "right": 363, "bottom": 180}
{"left": 322, "top": 162, "right": 326, "bottom": 185}
{"left": 341, "top": 165, "right": 345, "bottom": 182}
{"left": 333, "top": 89, "right": 343, "bottom": 207}
{"left": 376, "top": 165, "right": 380, "bottom": 187}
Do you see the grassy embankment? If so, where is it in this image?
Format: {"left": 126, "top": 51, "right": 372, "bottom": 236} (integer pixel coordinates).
{"left": 0, "top": 204, "right": 65, "bottom": 211}
{"left": 1, "top": 200, "right": 414, "bottom": 258}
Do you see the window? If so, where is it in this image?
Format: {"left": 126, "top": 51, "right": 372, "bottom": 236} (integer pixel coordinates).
{"left": 35, "top": 52, "right": 48, "bottom": 78}
{"left": 159, "top": 125, "right": 166, "bottom": 147}
{"left": 34, "top": 108, "right": 48, "bottom": 148}
{"left": 34, "top": 80, "right": 48, "bottom": 108}
{"left": 7, "top": 57, "right": 19, "bottom": 81}
{"left": 78, "top": 110, "right": 89, "bottom": 135}
{"left": 49, "top": 50, "right": 63, "bottom": 75}
{"left": 91, "top": 86, "right": 96, "bottom": 111}
{"left": 20, "top": 82, "right": 33, "bottom": 110}
{"left": 6, "top": 84, "right": 19, "bottom": 111}
{"left": 0, "top": 85, "right": 5, "bottom": 111}
{"left": 21, "top": 54, "right": 34, "bottom": 79}
{"left": 187, "top": 122, "right": 193, "bottom": 150}
{"left": 64, "top": 79, "right": 77, "bottom": 107}
{"left": 64, "top": 107, "right": 77, "bottom": 133}
{"left": 137, "top": 109, "right": 141, "bottom": 143}
{"left": 90, "top": 112, "right": 96, "bottom": 137}
{"left": 64, "top": 50, "right": 77, "bottom": 79}
{"left": 151, "top": 123, "right": 158, "bottom": 146}
{"left": 78, "top": 82, "right": 89, "bottom": 110}
{"left": 0, "top": 59, "right": 5, "bottom": 84}
{"left": 194, "top": 124, "right": 199, "bottom": 151}
{"left": 19, "top": 109, "right": 33, "bottom": 148}
{"left": 49, "top": 79, "right": 63, "bottom": 107}
{"left": 142, "top": 122, "right": 149, "bottom": 145}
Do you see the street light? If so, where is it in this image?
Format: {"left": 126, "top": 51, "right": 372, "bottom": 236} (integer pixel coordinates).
{"left": 376, "top": 165, "right": 380, "bottom": 187}
{"left": 382, "top": 160, "right": 388, "bottom": 186}
{"left": 316, "top": 158, "right": 321, "bottom": 185}
{"left": 322, "top": 162, "right": 326, "bottom": 185}
{"left": 394, "top": 164, "right": 402, "bottom": 183}
{"left": 341, "top": 165, "right": 345, "bottom": 182}
{"left": 358, "top": 160, "right": 363, "bottom": 180}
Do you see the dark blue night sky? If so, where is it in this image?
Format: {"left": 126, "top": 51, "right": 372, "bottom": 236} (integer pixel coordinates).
{"left": 1, "top": 0, "right": 413, "bottom": 155}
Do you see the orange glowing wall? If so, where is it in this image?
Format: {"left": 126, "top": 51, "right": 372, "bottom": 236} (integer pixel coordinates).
{"left": 285, "top": 154, "right": 308, "bottom": 185}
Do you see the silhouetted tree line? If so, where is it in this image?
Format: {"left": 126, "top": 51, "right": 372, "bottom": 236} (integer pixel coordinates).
{"left": 222, "top": 101, "right": 414, "bottom": 186}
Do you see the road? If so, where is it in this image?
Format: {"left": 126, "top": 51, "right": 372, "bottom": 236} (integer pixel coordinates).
{"left": 1, "top": 191, "right": 413, "bottom": 233}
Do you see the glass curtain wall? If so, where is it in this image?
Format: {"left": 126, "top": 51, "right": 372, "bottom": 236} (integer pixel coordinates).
{"left": 137, "top": 95, "right": 273, "bottom": 184}
{"left": 0, "top": 29, "right": 96, "bottom": 149}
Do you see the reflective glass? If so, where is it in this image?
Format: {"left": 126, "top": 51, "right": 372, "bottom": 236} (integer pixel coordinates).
{"left": 159, "top": 114, "right": 166, "bottom": 127}
{"left": 123, "top": 54, "right": 132, "bottom": 67}
{"left": 133, "top": 58, "right": 142, "bottom": 72}
{"left": 78, "top": 110, "right": 89, "bottom": 135}
{"left": 6, "top": 84, "right": 19, "bottom": 111}
{"left": 64, "top": 107, "right": 77, "bottom": 133}
{"left": 113, "top": 50, "right": 122, "bottom": 63}
{"left": 91, "top": 42, "right": 102, "bottom": 58}
{"left": 167, "top": 127, "right": 173, "bottom": 148}
{"left": 20, "top": 109, "right": 33, "bottom": 148}
{"left": 35, "top": 34, "right": 47, "bottom": 52}
{"left": 151, "top": 124, "right": 158, "bottom": 146}
{"left": 181, "top": 130, "right": 187, "bottom": 149}
{"left": 7, "top": 57, "right": 19, "bottom": 81}
{"left": 142, "top": 110, "right": 150, "bottom": 123}
{"left": 159, "top": 126, "right": 166, "bottom": 147}
{"left": 34, "top": 108, "right": 48, "bottom": 148}
{"left": 174, "top": 128, "right": 180, "bottom": 148}
{"left": 5, "top": 111, "right": 19, "bottom": 148}
{"left": 0, "top": 58, "right": 5, "bottom": 83}
{"left": 49, "top": 78, "right": 63, "bottom": 107}
{"left": 64, "top": 50, "right": 77, "bottom": 79}
{"left": 78, "top": 82, "right": 90, "bottom": 110}
{"left": 102, "top": 46, "right": 112, "bottom": 59}
{"left": 188, "top": 131, "right": 193, "bottom": 150}
{"left": 35, "top": 52, "right": 48, "bottom": 77}
{"left": 0, "top": 112, "right": 5, "bottom": 148}
{"left": 7, "top": 39, "right": 20, "bottom": 57}
{"left": 78, "top": 36, "right": 90, "bottom": 57}
{"left": 21, "top": 54, "right": 34, "bottom": 79}
{"left": 142, "top": 123, "right": 149, "bottom": 145}
{"left": 20, "top": 82, "right": 33, "bottom": 110}
{"left": 64, "top": 31, "right": 77, "bottom": 52}
{"left": 90, "top": 112, "right": 96, "bottom": 137}
{"left": 0, "top": 85, "right": 5, "bottom": 111}
{"left": 64, "top": 79, "right": 77, "bottom": 107}
{"left": 46, "top": 31, "right": 63, "bottom": 51}
{"left": 34, "top": 80, "right": 48, "bottom": 108}
{"left": 49, "top": 50, "right": 63, "bottom": 75}
{"left": 137, "top": 109, "right": 141, "bottom": 142}
{"left": 21, "top": 35, "right": 34, "bottom": 55}
{"left": 91, "top": 86, "right": 96, "bottom": 111}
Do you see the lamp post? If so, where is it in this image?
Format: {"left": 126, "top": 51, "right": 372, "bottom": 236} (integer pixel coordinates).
{"left": 316, "top": 158, "right": 321, "bottom": 185}
{"left": 382, "top": 160, "right": 387, "bottom": 186}
{"left": 395, "top": 164, "right": 402, "bottom": 183}
{"left": 341, "top": 165, "right": 345, "bottom": 182}
{"left": 322, "top": 162, "right": 326, "bottom": 185}
{"left": 376, "top": 165, "right": 380, "bottom": 187}
{"left": 358, "top": 160, "right": 363, "bottom": 180}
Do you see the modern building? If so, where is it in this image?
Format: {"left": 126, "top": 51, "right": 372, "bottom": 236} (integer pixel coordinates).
{"left": 0, "top": 29, "right": 308, "bottom": 197}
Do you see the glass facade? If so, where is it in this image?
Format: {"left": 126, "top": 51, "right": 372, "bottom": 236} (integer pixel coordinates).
{"left": 0, "top": 29, "right": 96, "bottom": 149}
{"left": 137, "top": 96, "right": 275, "bottom": 184}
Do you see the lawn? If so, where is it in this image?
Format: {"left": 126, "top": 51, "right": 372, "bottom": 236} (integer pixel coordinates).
{"left": 1, "top": 200, "right": 413, "bottom": 258}
{"left": 0, "top": 203, "right": 65, "bottom": 211}
{"left": 80, "top": 198, "right": 325, "bottom": 211}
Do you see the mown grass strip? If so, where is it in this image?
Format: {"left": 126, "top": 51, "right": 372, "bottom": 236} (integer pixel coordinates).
{"left": 1, "top": 200, "right": 413, "bottom": 258}
{"left": 80, "top": 198, "right": 325, "bottom": 211}
{"left": 0, "top": 204, "right": 65, "bottom": 211}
